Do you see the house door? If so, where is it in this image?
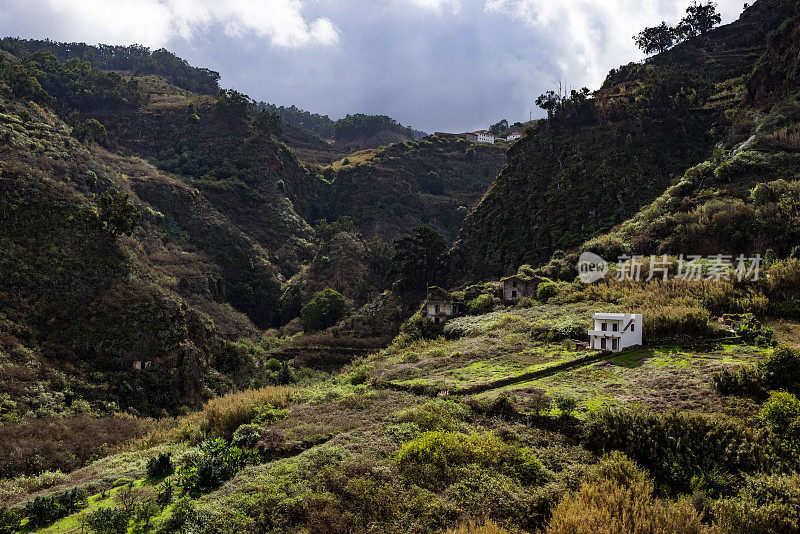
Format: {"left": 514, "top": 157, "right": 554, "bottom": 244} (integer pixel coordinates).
{"left": 612, "top": 338, "right": 619, "bottom": 351}
{"left": 511, "top": 291, "right": 517, "bottom": 299}
{"left": 601, "top": 338, "right": 607, "bottom": 350}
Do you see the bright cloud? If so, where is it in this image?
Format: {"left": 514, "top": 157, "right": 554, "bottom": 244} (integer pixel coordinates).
{"left": 484, "top": 0, "right": 743, "bottom": 88}
{"left": 0, "top": 0, "right": 339, "bottom": 49}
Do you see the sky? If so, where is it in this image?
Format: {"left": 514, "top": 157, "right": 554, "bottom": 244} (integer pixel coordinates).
{"left": 0, "top": 0, "right": 746, "bottom": 133}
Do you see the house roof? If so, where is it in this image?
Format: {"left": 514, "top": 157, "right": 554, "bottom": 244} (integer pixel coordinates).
{"left": 427, "top": 286, "right": 455, "bottom": 302}
{"left": 592, "top": 312, "right": 641, "bottom": 320}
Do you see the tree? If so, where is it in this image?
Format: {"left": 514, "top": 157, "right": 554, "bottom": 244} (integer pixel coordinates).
{"left": 489, "top": 119, "right": 508, "bottom": 136}
{"left": 677, "top": 1, "right": 721, "bottom": 39}
{"left": 255, "top": 110, "right": 282, "bottom": 136}
{"left": 300, "top": 288, "right": 347, "bottom": 332}
{"left": 634, "top": 22, "right": 677, "bottom": 55}
{"left": 535, "top": 91, "right": 561, "bottom": 119}
{"left": 390, "top": 226, "right": 448, "bottom": 291}
{"left": 97, "top": 191, "right": 140, "bottom": 237}
{"left": 73, "top": 118, "right": 107, "bottom": 145}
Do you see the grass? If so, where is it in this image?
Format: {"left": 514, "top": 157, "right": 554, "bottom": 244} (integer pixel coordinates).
{"left": 475, "top": 343, "right": 767, "bottom": 417}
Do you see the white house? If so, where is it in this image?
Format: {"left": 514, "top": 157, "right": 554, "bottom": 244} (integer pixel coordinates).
{"left": 507, "top": 132, "right": 522, "bottom": 142}
{"left": 588, "top": 312, "right": 642, "bottom": 352}
{"left": 465, "top": 130, "right": 495, "bottom": 143}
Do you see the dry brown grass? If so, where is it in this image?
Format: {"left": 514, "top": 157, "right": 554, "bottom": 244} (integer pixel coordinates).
{"left": 546, "top": 452, "right": 710, "bottom": 534}
{"left": 203, "top": 386, "right": 292, "bottom": 439}
{"left": 121, "top": 386, "right": 294, "bottom": 449}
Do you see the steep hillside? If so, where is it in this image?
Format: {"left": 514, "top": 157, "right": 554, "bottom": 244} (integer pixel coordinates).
{"left": 450, "top": 0, "right": 797, "bottom": 282}
{"left": 315, "top": 136, "right": 506, "bottom": 242}
{"left": 0, "top": 75, "right": 274, "bottom": 419}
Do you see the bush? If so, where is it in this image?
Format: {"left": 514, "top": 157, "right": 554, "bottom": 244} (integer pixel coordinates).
{"left": 0, "top": 507, "right": 21, "bottom": 534}
{"left": 201, "top": 386, "right": 291, "bottom": 439}
{"left": 555, "top": 396, "right": 577, "bottom": 417}
{"left": 395, "top": 431, "right": 547, "bottom": 489}
{"left": 762, "top": 346, "right": 800, "bottom": 394}
{"left": 583, "top": 408, "right": 786, "bottom": 492}
{"left": 301, "top": 289, "right": 347, "bottom": 332}
{"left": 546, "top": 452, "right": 707, "bottom": 534}
{"left": 0, "top": 414, "right": 152, "bottom": 478}
{"left": 175, "top": 438, "right": 258, "bottom": 497}
{"left": 713, "top": 473, "right": 800, "bottom": 534}
{"left": 85, "top": 507, "right": 130, "bottom": 534}
{"left": 467, "top": 294, "right": 494, "bottom": 315}
{"left": 146, "top": 452, "right": 174, "bottom": 479}
{"left": 73, "top": 118, "right": 107, "bottom": 144}
{"left": 97, "top": 191, "right": 139, "bottom": 237}
{"left": 25, "top": 487, "right": 87, "bottom": 526}
{"left": 536, "top": 282, "right": 558, "bottom": 302}
{"left": 761, "top": 391, "right": 800, "bottom": 433}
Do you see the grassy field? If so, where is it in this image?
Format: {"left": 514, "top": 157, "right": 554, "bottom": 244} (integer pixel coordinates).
{"left": 474, "top": 343, "right": 765, "bottom": 417}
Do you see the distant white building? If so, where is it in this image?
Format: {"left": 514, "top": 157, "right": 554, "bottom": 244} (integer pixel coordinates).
{"left": 464, "top": 130, "right": 495, "bottom": 143}
{"left": 588, "top": 313, "right": 642, "bottom": 352}
{"left": 507, "top": 132, "right": 522, "bottom": 142}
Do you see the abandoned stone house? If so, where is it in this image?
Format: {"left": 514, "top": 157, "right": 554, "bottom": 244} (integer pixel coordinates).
{"left": 500, "top": 273, "right": 542, "bottom": 301}
{"left": 426, "top": 286, "right": 463, "bottom": 323}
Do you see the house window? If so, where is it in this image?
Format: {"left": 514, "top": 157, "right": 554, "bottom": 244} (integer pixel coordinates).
{"left": 512, "top": 281, "right": 517, "bottom": 288}
{"left": 612, "top": 338, "right": 619, "bottom": 351}
{"left": 435, "top": 304, "right": 440, "bottom": 313}
{"left": 631, "top": 323, "right": 635, "bottom": 332}
{"left": 601, "top": 338, "right": 607, "bottom": 350}
{"left": 612, "top": 322, "right": 618, "bottom": 332}
{"left": 601, "top": 322, "right": 607, "bottom": 331}
{"left": 511, "top": 291, "right": 517, "bottom": 299}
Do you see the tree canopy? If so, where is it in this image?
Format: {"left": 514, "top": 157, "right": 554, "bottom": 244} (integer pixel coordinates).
{"left": 634, "top": 2, "right": 721, "bottom": 56}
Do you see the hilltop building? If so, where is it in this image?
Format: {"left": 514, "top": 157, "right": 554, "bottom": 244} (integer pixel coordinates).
{"left": 506, "top": 132, "right": 522, "bottom": 141}
{"left": 433, "top": 130, "right": 496, "bottom": 144}
{"left": 588, "top": 312, "right": 643, "bottom": 352}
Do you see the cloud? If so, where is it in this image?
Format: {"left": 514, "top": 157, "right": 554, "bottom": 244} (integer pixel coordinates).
{"left": 0, "top": 0, "right": 339, "bottom": 49}
{"left": 0, "top": 0, "right": 747, "bottom": 133}
{"left": 404, "top": 0, "right": 462, "bottom": 13}
{"left": 483, "top": 0, "right": 743, "bottom": 88}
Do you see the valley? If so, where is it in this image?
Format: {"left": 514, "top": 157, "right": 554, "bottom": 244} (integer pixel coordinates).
{"left": 2, "top": 1, "right": 800, "bottom": 532}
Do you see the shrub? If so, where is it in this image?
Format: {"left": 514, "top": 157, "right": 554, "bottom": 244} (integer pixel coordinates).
{"left": 231, "top": 423, "right": 264, "bottom": 448}
{"left": 85, "top": 507, "right": 130, "bottom": 534}
{"left": 555, "top": 396, "right": 577, "bottom": 417}
{"left": 393, "top": 399, "right": 469, "bottom": 432}
{"left": 0, "top": 414, "right": 152, "bottom": 478}
{"left": 25, "top": 487, "right": 87, "bottom": 527}
{"left": 249, "top": 403, "right": 288, "bottom": 425}
{"left": 175, "top": 438, "right": 258, "bottom": 497}
{"left": 529, "top": 391, "right": 552, "bottom": 416}
{"left": 536, "top": 282, "right": 558, "bottom": 302}
{"left": 583, "top": 408, "right": 785, "bottom": 491}
{"left": 545, "top": 452, "right": 708, "bottom": 534}
{"left": 762, "top": 346, "right": 800, "bottom": 395}
{"left": 395, "top": 431, "right": 547, "bottom": 489}
{"left": 97, "top": 191, "right": 139, "bottom": 237}
{"left": 0, "top": 507, "right": 21, "bottom": 534}
{"left": 301, "top": 289, "right": 347, "bottom": 332}
{"left": 713, "top": 473, "right": 800, "bottom": 534}
{"left": 467, "top": 294, "right": 494, "bottom": 315}
{"left": 146, "top": 452, "right": 174, "bottom": 479}
{"left": 73, "top": 118, "right": 107, "bottom": 144}
{"left": 713, "top": 365, "right": 765, "bottom": 397}
{"left": 761, "top": 391, "right": 800, "bottom": 434}
{"left": 201, "top": 386, "right": 291, "bottom": 439}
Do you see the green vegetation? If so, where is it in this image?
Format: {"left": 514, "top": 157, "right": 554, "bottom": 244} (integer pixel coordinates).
{"left": 7, "top": 1, "right": 800, "bottom": 532}
{"left": 300, "top": 288, "right": 348, "bottom": 332}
